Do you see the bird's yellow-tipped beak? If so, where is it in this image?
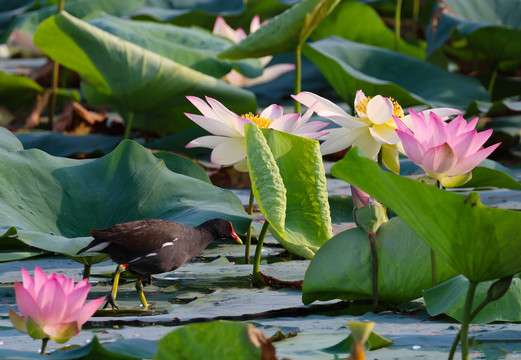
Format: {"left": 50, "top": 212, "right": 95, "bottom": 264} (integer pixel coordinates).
{"left": 232, "top": 232, "right": 243, "bottom": 244}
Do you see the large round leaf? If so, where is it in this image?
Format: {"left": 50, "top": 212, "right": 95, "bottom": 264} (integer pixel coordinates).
{"left": 0, "top": 0, "right": 145, "bottom": 42}
{"left": 0, "top": 126, "right": 23, "bottom": 153}
{"left": 311, "top": 1, "right": 424, "bottom": 59}
{"left": 0, "top": 140, "right": 250, "bottom": 259}
{"left": 302, "top": 36, "right": 490, "bottom": 109}
{"left": 426, "top": 0, "right": 521, "bottom": 60}
{"left": 0, "top": 71, "right": 42, "bottom": 111}
{"left": 302, "top": 217, "right": 457, "bottom": 305}
{"left": 87, "top": 13, "right": 262, "bottom": 79}
{"left": 219, "top": 0, "right": 340, "bottom": 59}
{"left": 34, "top": 12, "right": 256, "bottom": 133}
{"left": 332, "top": 148, "right": 521, "bottom": 283}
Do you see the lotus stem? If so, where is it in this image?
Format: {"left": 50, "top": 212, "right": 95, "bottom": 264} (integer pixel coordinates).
{"left": 394, "top": 0, "right": 403, "bottom": 51}
{"left": 294, "top": 44, "right": 302, "bottom": 113}
{"left": 83, "top": 264, "right": 92, "bottom": 279}
{"left": 48, "top": 0, "right": 65, "bottom": 129}
{"left": 123, "top": 111, "right": 135, "bottom": 139}
{"left": 368, "top": 231, "right": 379, "bottom": 313}
{"left": 412, "top": 0, "right": 420, "bottom": 39}
{"left": 252, "top": 220, "right": 270, "bottom": 285}
{"left": 459, "top": 281, "right": 477, "bottom": 360}
{"left": 448, "top": 276, "right": 513, "bottom": 360}
{"left": 40, "top": 338, "right": 49, "bottom": 355}
{"left": 488, "top": 65, "right": 498, "bottom": 95}
{"left": 244, "top": 190, "right": 255, "bottom": 264}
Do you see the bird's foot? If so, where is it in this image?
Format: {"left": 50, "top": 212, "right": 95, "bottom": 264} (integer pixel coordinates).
{"left": 102, "top": 294, "right": 120, "bottom": 310}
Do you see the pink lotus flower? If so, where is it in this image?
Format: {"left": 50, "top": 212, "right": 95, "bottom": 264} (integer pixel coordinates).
{"left": 185, "top": 96, "right": 329, "bottom": 171}
{"left": 213, "top": 16, "right": 295, "bottom": 87}
{"left": 8, "top": 267, "right": 104, "bottom": 344}
{"left": 394, "top": 110, "right": 501, "bottom": 187}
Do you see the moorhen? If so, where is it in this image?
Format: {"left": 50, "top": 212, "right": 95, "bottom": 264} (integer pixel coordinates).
{"left": 77, "top": 218, "right": 242, "bottom": 309}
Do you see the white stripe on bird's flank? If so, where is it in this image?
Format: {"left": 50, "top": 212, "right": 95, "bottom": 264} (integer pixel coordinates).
{"left": 85, "top": 242, "right": 110, "bottom": 252}
{"left": 160, "top": 238, "right": 178, "bottom": 248}
{"left": 146, "top": 252, "right": 157, "bottom": 257}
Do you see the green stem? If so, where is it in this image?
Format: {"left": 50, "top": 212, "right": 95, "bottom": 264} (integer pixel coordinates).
{"left": 294, "top": 44, "right": 302, "bottom": 113}
{"left": 394, "top": 0, "right": 403, "bottom": 51}
{"left": 83, "top": 263, "right": 92, "bottom": 279}
{"left": 431, "top": 248, "right": 437, "bottom": 286}
{"left": 123, "top": 111, "right": 134, "bottom": 139}
{"left": 41, "top": 338, "right": 49, "bottom": 355}
{"left": 244, "top": 190, "right": 255, "bottom": 264}
{"left": 368, "top": 231, "right": 379, "bottom": 313}
{"left": 460, "top": 281, "right": 477, "bottom": 360}
{"left": 252, "top": 220, "right": 270, "bottom": 284}
{"left": 488, "top": 65, "right": 498, "bottom": 95}
{"left": 48, "top": 0, "right": 64, "bottom": 130}
{"left": 411, "top": 0, "right": 420, "bottom": 39}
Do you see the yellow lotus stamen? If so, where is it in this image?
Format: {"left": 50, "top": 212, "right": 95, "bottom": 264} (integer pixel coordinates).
{"left": 355, "top": 96, "right": 371, "bottom": 117}
{"left": 389, "top": 97, "right": 404, "bottom": 118}
{"left": 242, "top": 112, "right": 273, "bottom": 128}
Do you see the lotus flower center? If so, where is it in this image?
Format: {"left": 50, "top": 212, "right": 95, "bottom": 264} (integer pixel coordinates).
{"left": 355, "top": 96, "right": 404, "bottom": 119}
{"left": 242, "top": 112, "right": 273, "bottom": 128}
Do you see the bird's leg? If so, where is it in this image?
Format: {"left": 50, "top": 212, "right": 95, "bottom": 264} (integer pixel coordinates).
{"left": 135, "top": 276, "right": 149, "bottom": 310}
{"left": 103, "top": 264, "right": 127, "bottom": 310}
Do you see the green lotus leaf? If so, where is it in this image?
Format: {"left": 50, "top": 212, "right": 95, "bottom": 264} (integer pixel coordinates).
{"left": 302, "top": 217, "right": 457, "bottom": 305}
{"left": 331, "top": 148, "right": 521, "bottom": 283}
{"left": 0, "top": 71, "right": 42, "bottom": 111}
{"left": 1, "top": 0, "right": 145, "bottom": 43}
{"left": 245, "top": 124, "right": 287, "bottom": 232}
{"left": 311, "top": 1, "right": 424, "bottom": 59}
{"left": 219, "top": 0, "right": 340, "bottom": 59}
{"left": 302, "top": 36, "right": 490, "bottom": 109}
{"left": 155, "top": 321, "right": 265, "bottom": 360}
{"left": 87, "top": 13, "right": 262, "bottom": 79}
{"left": 245, "top": 125, "right": 332, "bottom": 259}
{"left": 0, "top": 126, "right": 24, "bottom": 152}
{"left": 426, "top": 0, "right": 521, "bottom": 61}
{"left": 0, "top": 140, "right": 250, "bottom": 261}
{"left": 34, "top": 12, "right": 256, "bottom": 134}
{"left": 424, "top": 275, "right": 521, "bottom": 323}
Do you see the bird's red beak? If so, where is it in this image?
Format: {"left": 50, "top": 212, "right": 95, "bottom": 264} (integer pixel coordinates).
{"left": 230, "top": 224, "right": 242, "bottom": 244}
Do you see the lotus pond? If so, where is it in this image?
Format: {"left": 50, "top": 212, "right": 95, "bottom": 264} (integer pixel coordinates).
{"left": 1, "top": 0, "right": 521, "bottom": 359}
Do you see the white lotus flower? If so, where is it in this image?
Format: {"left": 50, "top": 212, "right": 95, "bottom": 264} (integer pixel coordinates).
{"left": 185, "top": 96, "right": 329, "bottom": 171}
{"left": 293, "top": 90, "right": 461, "bottom": 173}
{"left": 213, "top": 16, "right": 295, "bottom": 87}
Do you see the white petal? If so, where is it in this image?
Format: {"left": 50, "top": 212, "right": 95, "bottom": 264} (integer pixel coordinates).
{"left": 352, "top": 130, "right": 381, "bottom": 160}
{"left": 320, "top": 127, "right": 367, "bottom": 155}
{"left": 206, "top": 97, "right": 240, "bottom": 125}
{"left": 250, "top": 15, "right": 262, "bottom": 33}
{"left": 241, "top": 63, "right": 294, "bottom": 87}
{"left": 354, "top": 90, "right": 367, "bottom": 116}
{"left": 292, "top": 92, "right": 350, "bottom": 117}
{"left": 184, "top": 113, "right": 239, "bottom": 137}
{"left": 369, "top": 124, "right": 401, "bottom": 144}
{"left": 270, "top": 113, "right": 300, "bottom": 133}
{"left": 260, "top": 104, "right": 284, "bottom": 120}
{"left": 233, "top": 157, "right": 249, "bottom": 172}
{"left": 186, "top": 135, "right": 228, "bottom": 149}
{"left": 186, "top": 96, "right": 221, "bottom": 121}
{"left": 366, "top": 95, "right": 394, "bottom": 125}
{"left": 211, "top": 138, "right": 247, "bottom": 166}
